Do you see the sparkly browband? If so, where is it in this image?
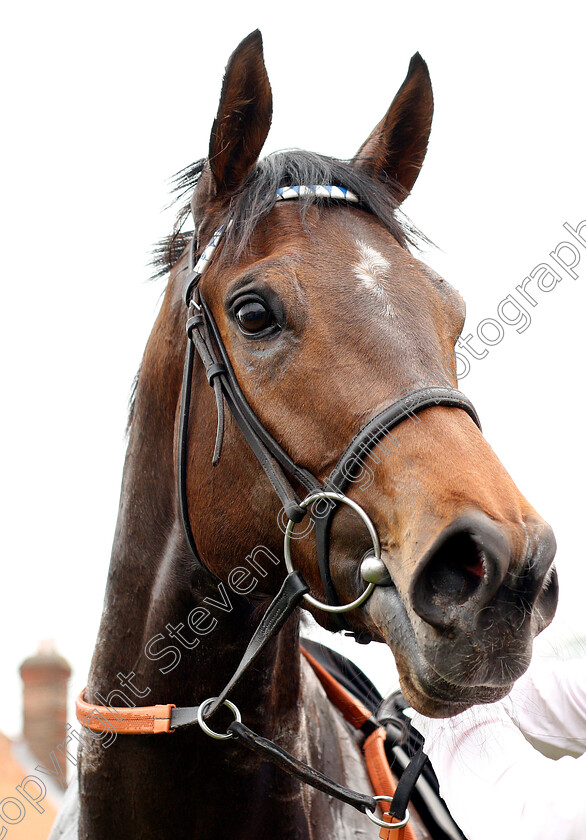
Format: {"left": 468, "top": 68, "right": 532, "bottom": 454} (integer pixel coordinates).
{"left": 276, "top": 185, "right": 359, "bottom": 202}
{"left": 184, "top": 185, "right": 360, "bottom": 303}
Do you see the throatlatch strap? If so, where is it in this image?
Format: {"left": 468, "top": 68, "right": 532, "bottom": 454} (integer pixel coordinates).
{"left": 177, "top": 335, "right": 199, "bottom": 560}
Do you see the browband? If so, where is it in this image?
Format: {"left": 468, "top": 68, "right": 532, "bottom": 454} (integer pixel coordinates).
{"left": 183, "top": 185, "right": 360, "bottom": 304}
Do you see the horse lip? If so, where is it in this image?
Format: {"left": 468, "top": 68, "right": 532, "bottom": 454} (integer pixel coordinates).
{"left": 364, "top": 579, "right": 529, "bottom": 713}
{"left": 399, "top": 668, "right": 513, "bottom": 717}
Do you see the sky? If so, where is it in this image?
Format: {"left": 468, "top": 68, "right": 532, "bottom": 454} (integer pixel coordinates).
{"left": 1, "top": 1, "right": 585, "bottom": 738}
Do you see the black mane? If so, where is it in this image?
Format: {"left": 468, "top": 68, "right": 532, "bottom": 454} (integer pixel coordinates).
{"left": 151, "top": 150, "right": 425, "bottom": 279}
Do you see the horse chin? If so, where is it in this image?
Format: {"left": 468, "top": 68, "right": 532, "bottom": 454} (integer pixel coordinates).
{"left": 363, "top": 583, "right": 526, "bottom": 717}
{"left": 396, "top": 661, "right": 514, "bottom": 718}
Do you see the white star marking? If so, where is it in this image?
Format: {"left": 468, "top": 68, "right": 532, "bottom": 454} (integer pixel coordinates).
{"left": 352, "top": 240, "right": 394, "bottom": 318}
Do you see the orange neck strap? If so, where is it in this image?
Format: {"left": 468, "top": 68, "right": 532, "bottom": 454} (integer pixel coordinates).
{"left": 76, "top": 647, "right": 415, "bottom": 839}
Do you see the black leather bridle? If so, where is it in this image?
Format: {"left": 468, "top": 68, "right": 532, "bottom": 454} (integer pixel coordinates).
{"left": 177, "top": 191, "right": 481, "bottom": 634}
{"left": 169, "top": 187, "right": 482, "bottom": 828}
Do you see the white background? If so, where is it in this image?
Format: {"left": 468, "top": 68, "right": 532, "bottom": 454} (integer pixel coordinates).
{"left": 1, "top": 1, "right": 585, "bottom": 737}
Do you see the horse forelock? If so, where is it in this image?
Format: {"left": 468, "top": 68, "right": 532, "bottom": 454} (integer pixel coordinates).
{"left": 140, "top": 150, "right": 426, "bottom": 433}
{"left": 150, "top": 149, "right": 430, "bottom": 283}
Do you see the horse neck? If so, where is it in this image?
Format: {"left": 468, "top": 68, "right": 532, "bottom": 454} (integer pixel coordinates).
{"left": 78, "top": 291, "right": 372, "bottom": 840}
{"left": 86, "top": 294, "right": 301, "bottom": 724}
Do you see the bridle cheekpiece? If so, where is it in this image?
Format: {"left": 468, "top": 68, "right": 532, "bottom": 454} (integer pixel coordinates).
{"left": 178, "top": 184, "right": 481, "bottom": 630}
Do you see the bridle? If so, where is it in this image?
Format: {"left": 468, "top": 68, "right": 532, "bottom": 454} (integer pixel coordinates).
{"left": 78, "top": 184, "right": 482, "bottom": 835}
{"left": 178, "top": 184, "right": 481, "bottom": 634}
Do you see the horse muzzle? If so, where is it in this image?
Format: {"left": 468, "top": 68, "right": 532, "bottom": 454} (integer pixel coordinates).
{"left": 365, "top": 512, "right": 558, "bottom": 715}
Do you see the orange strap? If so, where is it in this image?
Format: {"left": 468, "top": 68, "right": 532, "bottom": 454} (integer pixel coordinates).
{"left": 76, "top": 648, "right": 416, "bottom": 836}
{"left": 300, "top": 647, "right": 373, "bottom": 729}
{"left": 301, "top": 648, "right": 417, "bottom": 840}
{"left": 75, "top": 690, "right": 175, "bottom": 734}
{"left": 363, "top": 727, "right": 418, "bottom": 840}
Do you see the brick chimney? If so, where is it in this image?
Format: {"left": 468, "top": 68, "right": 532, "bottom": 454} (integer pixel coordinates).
{"left": 19, "top": 641, "right": 71, "bottom": 780}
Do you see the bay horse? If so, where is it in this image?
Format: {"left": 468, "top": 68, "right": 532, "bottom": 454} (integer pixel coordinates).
{"left": 51, "top": 30, "right": 558, "bottom": 840}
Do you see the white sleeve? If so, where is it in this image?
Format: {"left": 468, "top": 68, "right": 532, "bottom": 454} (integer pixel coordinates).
{"left": 505, "top": 659, "right": 586, "bottom": 758}
{"left": 411, "top": 700, "right": 586, "bottom": 840}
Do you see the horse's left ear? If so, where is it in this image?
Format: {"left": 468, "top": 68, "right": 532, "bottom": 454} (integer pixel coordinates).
{"left": 208, "top": 29, "right": 273, "bottom": 198}
{"left": 353, "top": 53, "right": 433, "bottom": 202}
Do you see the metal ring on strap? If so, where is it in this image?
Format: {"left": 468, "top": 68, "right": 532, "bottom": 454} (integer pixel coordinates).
{"left": 197, "top": 698, "right": 241, "bottom": 740}
{"left": 283, "top": 492, "right": 377, "bottom": 613}
{"left": 365, "top": 796, "right": 410, "bottom": 830}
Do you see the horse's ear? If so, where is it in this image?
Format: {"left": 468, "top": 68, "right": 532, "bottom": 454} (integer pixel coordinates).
{"left": 208, "top": 30, "right": 273, "bottom": 198}
{"left": 353, "top": 53, "right": 433, "bottom": 202}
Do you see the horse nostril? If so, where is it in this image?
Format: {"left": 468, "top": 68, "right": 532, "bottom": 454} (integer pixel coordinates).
{"left": 410, "top": 515, "right": 511, "bottom": 631}
{"left": 459, "top": 547, "right": 486, "bottom": 580}
{"left": 534, "top": 565, "right": 559, "bottom": 631}
{"left": 418, "top": 532, "right": 486, "bottom": 609}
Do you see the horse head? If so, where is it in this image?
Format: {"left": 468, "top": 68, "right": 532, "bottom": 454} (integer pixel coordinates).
{"left": 158, "top": 30, "right": 557, "bottom": 718}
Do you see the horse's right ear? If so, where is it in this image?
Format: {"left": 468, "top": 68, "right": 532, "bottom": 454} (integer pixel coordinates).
{"left": 353, "top": 53, "right": 433, "bottom": 202}
{"left": 207, "top": 30, "right": 273, "bottom": 199}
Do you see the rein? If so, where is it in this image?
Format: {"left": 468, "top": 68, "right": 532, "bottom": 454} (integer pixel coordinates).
{"left": 77, "top": 185, "right": 481, "bottom": 835}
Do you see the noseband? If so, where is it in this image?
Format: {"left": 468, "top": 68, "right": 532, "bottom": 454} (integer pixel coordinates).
{"left": 178, "top": 184, "right": 481, "bottom": 635}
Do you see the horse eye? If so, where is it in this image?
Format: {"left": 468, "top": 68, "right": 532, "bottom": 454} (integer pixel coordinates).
{"left": 234, "top": 299, "right": 275, "bottom": 335}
